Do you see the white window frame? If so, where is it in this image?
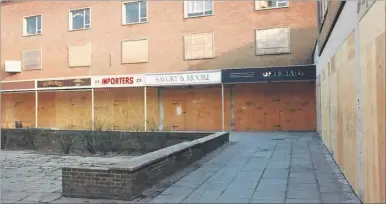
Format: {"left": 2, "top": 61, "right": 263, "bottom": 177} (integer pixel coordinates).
{"left": 23, "top": 15, "right": 42, "bottom": 36}
{"left": 22, "top": 48, "right": 43, "bottom": 70}
{"left": 184, "top": 0, "right": 214, "bottom": 19}
{"left": 122, "top": 0, "right": 148, "bottom": 25}
{"left": 69, "top": 7, "right": 91, "bottom": 31}
{"left": 255, "top": 0, "right": 289, "bottom": 11}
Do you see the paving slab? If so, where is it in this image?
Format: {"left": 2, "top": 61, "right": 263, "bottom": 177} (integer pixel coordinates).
{"left": 2, "top": 132, "right": 361, "bottom": 204}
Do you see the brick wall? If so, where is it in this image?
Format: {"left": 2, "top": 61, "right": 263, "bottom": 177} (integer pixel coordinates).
{"left": 62, "top": 132, "right": 229, "bottom": 200}
{"left": 1, "top": 128, "right": 211, "bottom": 155}
{"left": 1, "top": 1, "right": 316, "bottom": 81}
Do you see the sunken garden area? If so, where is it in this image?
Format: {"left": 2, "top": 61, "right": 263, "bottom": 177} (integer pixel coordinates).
{"left": 1, "top": 128, "right": 229, "bottom": 201}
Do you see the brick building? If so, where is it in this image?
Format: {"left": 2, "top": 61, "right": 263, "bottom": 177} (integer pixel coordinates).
{"left": 314, "top": 0, "right": 385, "bottom": 203}
{"left": 1, "top": 0, "right": 317, "bottom": 131}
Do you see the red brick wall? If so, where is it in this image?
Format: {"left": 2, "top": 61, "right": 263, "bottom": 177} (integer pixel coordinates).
{"left": 1, "top": 1, "right": 317, "bottom": 81}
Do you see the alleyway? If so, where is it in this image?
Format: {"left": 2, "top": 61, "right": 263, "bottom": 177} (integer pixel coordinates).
{"left": 151, "top": 132, "right": 361, "bottom": 203}
{"left": 1, "top": 132, "right": 361, "bottom": 203}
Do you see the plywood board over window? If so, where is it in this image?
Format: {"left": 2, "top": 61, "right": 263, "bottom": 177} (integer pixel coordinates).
{"left": 255, "top": 27, "right": 290, "bottom": 55}
{"left": 68, "top": 43, "right": 91, "bottom": 67}
{"left": 22, "top": 49, "right": 42, "bottom": 70}
{"left": 184, "top": 32, "right": 214, "bottom": 60}
{"left": 121, "top": 39, "right": 149, "bottom": 64}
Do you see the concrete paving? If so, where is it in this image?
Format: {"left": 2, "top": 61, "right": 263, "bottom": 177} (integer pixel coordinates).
{"left": 1, "top": 132, "right": 361, "bottom": 203}
{"left": 151, "top": 132, "right": 361, "bottom": 204}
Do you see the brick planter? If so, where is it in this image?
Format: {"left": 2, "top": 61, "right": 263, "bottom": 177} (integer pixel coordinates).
{"left": 1, "top": 128, "right": 211, "bottom": 155}
{"left": 62, "top": 132, "right": 229, "bottom": 200}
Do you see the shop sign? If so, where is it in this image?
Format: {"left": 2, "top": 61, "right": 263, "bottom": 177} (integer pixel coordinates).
{"left": 37, "top": 78, "right": 91, "bottom": 89}
{"left": 92, "top": 75, "right": 144, "bottom": 88}
{"left": 145, "top": 70, "right": 221, "bottom": 86}
{"left": 222, "top": 65, "right": 316, "bottom": 84}
{"left": 1, "top": 80, "right": 35, "bottom": 91}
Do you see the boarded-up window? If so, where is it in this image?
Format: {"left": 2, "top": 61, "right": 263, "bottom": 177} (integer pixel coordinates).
{"left": 68, "top": 44, "right": 91, "bottom": 67}
{"left": 121, "top": 39, "right": 149, "bottom": 64}
{"left": 184, "top": 32, "right": 214, "bottom": 60}
{"left": 22, "top": 49, "right": 42, "bottom": 70}
{"left": 255, "top": 28, "right": 290, "bottom": 55}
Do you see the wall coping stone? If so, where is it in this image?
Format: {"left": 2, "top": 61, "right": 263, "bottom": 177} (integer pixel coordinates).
{"left": 64, "top": 132, "right": 227, "bottom": 172}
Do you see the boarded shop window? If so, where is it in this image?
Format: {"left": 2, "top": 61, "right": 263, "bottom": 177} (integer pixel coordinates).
{"left": 184, "top": 0, "right": 213, "bottom": 18}
{"left": 121, "top": 39, "right": 149, "bottom": 64}
{"left": 23, "top": 15, "right": 42, "bottom": 36}
{"left": 255, "top": 27, "right": 290, "bottom": 55}
{"left": 122, "top": 0, "right": 147, "bottom": 25}
{"left": 69, "top": 8, "right": 91, "bottom": 31}
{"left": 255, "top": 0, "right": 288, "bottom": 10}
{"left": 22, "top": 49, "right": 42, "bottom": 70}
{"left": 184, "top": 32, "right": 214, "bottom": 60}
{"left": 68, "top": 44, "right": 91, "bottom": 67}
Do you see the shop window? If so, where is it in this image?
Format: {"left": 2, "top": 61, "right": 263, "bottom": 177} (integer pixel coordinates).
{"left": 121, "top": 39, "right": 149, "bottom": 64}
{"left": 68, "top": 43, "right": 91, "bottom": 67}
{"left": 184, "top": 32, "right": 214, "bottom": 60}
{"left": 255, "top": 27, "right": 290, "bottom": 55}
{"left": 184, "top": 0, "right": 213, "bottom": 18}
{"left": 22, "top": 49, "right": 42, "bottom": 70}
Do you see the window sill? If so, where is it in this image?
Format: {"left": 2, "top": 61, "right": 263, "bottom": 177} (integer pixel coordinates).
{"left": 256, "top": 52, "right": 291, "bottom": 56}
{"left": 68, "top": 66, "right": 91, "bottom": 68}
{"left": 184, "top": 13, "right": 213, "bottom": 19}
{"left": 69, "top": 28, "right": 91, "bottom": 32}
{"left": 184, "top": 56, "right": 215, "bottom": 61}
{"left": 121, "top": 60, "right": 149, "bottom": 64}
{"left": 22, "top": 68, "right": 43, "bottom": 71}
{"left": 255, "top": 6, "right": 289, "bottom": 11}
{"left": 23, "top": 33, "right": 42, "bottom": 37}
{"left": 122, "top": 21, "right": 148, "bottom": 26}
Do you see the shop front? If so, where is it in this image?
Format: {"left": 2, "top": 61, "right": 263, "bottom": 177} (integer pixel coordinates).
{"left": 222, "top": 64, "right": 317, "bottom": 132}
{"left": 1, "top": 80, "right": 36, "bottom": 128}
{"left": 145, "top": 70, "right": 230, "bottom": 131}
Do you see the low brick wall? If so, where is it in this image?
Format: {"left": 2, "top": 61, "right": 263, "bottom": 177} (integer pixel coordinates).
{"left": 62, "top": 132, "right": 229, "bottom": 200}
{"left": 1, "top": 128, "right": 211, "bottom": 155}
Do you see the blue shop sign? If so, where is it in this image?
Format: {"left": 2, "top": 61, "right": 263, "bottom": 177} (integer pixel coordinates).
{"left": 221, "top": 64, "right": 316, "bottom": 84}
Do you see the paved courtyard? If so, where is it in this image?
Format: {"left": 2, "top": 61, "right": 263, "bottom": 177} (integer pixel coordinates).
{"left": 1, "top": 132, "right": 361, "bottom": 203}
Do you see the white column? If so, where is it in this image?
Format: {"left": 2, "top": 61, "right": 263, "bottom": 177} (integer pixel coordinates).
{"left": 91, "top": 88, "right": 95, "bottom": 130}
{"left": 144, "top": 87, "right": 147, "bottom": 131}
{"left": 221, "top": 84, "right": 225, "bottom": 131}
{"left": 35, "top": 91, "right": 38, "bottom": 128}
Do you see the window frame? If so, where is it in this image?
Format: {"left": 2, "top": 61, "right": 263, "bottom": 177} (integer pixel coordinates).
{"left": 121, "top": 0, "right": 148, "bottom": 25}
{"left": 184, "top": 0, "right": 214, "bottom": 19}
{"left": 23, "top": 15, "right": 42, "bottom": 37}
{"left": 22, "top": 48, "right": 43, "bottom": 71}
{"left": 255, "top": 0, "right": 289, "bottom": 11}
{"left": 68, "top": 7, "right": 91, "bottom": 31}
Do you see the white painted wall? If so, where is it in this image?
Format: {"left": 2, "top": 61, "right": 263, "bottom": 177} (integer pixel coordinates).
{"left": 316, "top": 1, "right": 358, "bottom": 75}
